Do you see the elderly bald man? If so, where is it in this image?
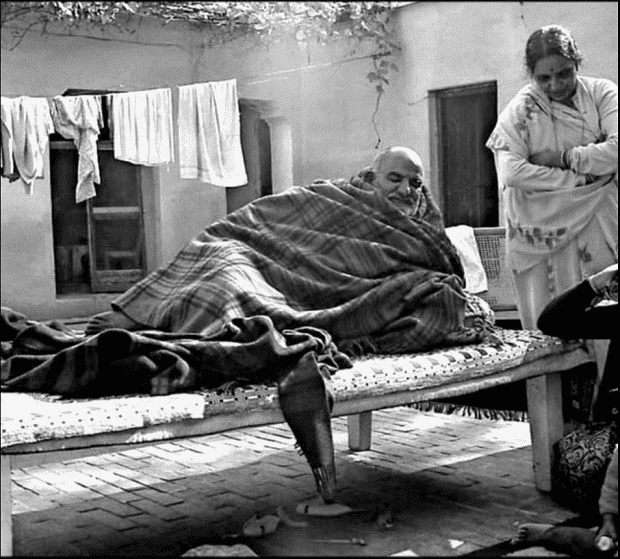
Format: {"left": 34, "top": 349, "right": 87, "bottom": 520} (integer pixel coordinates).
{"left": 86, "top": 146, "right": 443, "bottom": 335}
{"left": 371, "top": 146, "right": 425, "bottom": 217}
{"left": 348, "top": 146, "right": 443, "bottom": 230}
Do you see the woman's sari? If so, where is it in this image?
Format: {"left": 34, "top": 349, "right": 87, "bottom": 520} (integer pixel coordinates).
{"left": 486, "top": 75, "right": 617, "bottom": 322}
{"left": 486, "top": 75, "right": 618, "bottom": 420}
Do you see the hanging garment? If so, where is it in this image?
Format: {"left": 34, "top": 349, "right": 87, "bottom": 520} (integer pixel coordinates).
{"left": 0, "top": 97, "right": 17, "bottom": 179}
{"left": 111, "top": 88, "right": 174, "bottom": 166}
{"left": 49, "top": 95, "right": 102, "bottom": 204}
{"left": 1, "top": 96, "right": 54, "bottom": 192}
{"left": 178, "top": 79, "right": 248, "bottom": 187}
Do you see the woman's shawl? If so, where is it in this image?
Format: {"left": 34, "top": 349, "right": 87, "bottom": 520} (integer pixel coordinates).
{"left": 486, "top": 76, "right": 618, "bottom": 273}
{"left": 113, "top": 176, "right": 473, "bottom": 355}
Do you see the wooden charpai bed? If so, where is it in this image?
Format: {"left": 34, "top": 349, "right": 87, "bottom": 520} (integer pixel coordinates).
{"left": 0, "top": 228, "right": 595, "bottom": 556}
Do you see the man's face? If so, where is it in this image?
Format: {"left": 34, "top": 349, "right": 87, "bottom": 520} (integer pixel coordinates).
{"left": 373, "top": 151, "right": 424, "bottom": 215}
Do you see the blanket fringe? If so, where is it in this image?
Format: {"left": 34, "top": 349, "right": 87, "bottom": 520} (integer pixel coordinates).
{"left": 311, "top": 465, "right": 337, "bottom": 504}
{"left": 408, "top": 401, "right": 529, "bottom": 422}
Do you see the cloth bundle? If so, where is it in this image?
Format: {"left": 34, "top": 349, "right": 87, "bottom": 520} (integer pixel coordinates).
{"left": 445, "top": 225, "right": 488, "bottom": 294}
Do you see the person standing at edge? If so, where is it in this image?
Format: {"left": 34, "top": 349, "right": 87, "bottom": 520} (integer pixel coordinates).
{"left": 485, "top": 24, "right": 618, "bottom": 421}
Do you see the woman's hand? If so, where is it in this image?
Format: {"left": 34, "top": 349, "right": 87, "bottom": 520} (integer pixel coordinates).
{"left": 529, "top": 149, "right": 564, "bottom": 168}
{"left": 589, "top": 263, "right": 618, "bottom": 294}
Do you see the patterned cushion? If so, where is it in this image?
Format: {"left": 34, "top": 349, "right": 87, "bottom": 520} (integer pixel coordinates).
{"left": 1, "top": 328, "right": 586, "bottom": 450}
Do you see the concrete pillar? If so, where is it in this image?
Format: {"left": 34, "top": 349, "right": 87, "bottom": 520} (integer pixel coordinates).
{"left": 264, "top": 116, "right": 294, "bottom": 194}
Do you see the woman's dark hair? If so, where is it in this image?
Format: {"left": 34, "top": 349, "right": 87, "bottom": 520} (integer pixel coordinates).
{"left": 524, "top": 25, "right": 584, "bottom": 75}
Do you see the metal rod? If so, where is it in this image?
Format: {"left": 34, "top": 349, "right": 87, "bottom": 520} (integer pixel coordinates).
{"left": 310, "top": 538, "right": 367, "bottom": 546}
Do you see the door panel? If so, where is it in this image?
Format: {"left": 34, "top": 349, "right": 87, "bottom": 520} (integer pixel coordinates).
{"left": 434, "top": 82, "right": 498, "bottom": 227}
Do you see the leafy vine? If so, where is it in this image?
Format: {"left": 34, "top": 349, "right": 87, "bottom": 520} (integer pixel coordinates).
{"left": 1, "top": 2, "right": 402, "bottom": 146}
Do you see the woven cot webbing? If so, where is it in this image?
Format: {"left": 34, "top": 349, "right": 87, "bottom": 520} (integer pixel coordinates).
{"left": 474, "top": 228, "right": 515, "bottom": 311}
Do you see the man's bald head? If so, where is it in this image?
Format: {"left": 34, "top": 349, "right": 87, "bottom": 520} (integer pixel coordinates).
{"left": 370, "top": 147, "right": 425, "bottom": 216}
{"left": 372, "top": 147, "right": 424, "bottom": 176}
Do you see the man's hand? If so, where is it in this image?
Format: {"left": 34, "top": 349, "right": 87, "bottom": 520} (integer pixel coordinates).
{"left": 529, "top": 149, "right": 564, "bottom": 168}
{"left": 589, "top": 263, "right": 618, "bottom": 294}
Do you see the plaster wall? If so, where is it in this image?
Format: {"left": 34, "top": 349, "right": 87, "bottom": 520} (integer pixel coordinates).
{"left": 1, "top": 2, "right": 617, "bottom": 319}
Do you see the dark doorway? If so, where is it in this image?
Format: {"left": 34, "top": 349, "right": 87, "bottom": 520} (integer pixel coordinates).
{"left": 257, "top": 119, "right": 272, "bottom": 198}
{"left": 227, "top": 104, "right": 272, "bottom": 214}
{"left": 430, "top": 81, "right": 499, "bottom": 227}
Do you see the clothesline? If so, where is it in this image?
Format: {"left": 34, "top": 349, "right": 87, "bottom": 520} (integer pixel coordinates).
{"left": 0, "top": 78, "right": 248, "bottom": 203}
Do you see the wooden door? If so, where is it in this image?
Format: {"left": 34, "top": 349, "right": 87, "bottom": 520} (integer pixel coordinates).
{"left": 430, "top": 81, "right": 499, "bottom": 227}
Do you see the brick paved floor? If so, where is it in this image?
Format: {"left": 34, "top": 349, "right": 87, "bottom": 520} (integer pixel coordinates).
{"left": 8, "top": 407, "right": 575, "bottom": 556}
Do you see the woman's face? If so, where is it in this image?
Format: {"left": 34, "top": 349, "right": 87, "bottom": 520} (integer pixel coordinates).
{"left": 532, "top": 54, "right": 578, "bottom": 103}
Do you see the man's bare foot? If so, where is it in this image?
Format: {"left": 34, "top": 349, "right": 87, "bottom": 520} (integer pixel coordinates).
{"left": 596, "top": 517, "right": 618, "bottom": 552}
{"left": 85, "top": 311, "right": 143, "bottom": 336}
{"left": 510, "top": 523, "right": 554, "bottom": 546}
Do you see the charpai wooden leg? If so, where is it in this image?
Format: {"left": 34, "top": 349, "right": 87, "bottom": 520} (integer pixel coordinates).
{"left": 588, "top": 339, "right": 610, "bottom": 421}
{"left": 1, "top": 454, "right": 13, "bottom": 557}
{"left": 526, "top": 373, "right": 564, "bottom": 493}
{"left": 348, "top": 411, "right": 372, "bottom": 451}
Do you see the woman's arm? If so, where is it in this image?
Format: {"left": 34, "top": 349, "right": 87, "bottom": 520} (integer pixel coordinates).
{"left": 565, "top": 80, "right": 618, "bottom": 176}
{"left": 495, "top": 149, "right": 585, "bottom": 191}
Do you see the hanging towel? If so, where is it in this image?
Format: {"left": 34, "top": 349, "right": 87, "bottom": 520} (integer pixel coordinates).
{"left": 0, "top": 97, "right": 17, "bottom": 179}
{"left": 445, "top": 225, "right": 488, "bottom": 294}
{"left": 1, "top": 96, "right": 54, "bottom": 192}
{"left": 50, "top": 95, "right": 102, "bottom": 203}
{"left": 111, "top": 88, "right": 174, "bottom": 166}
{"left": 178, "top": 79, "right": 248, "bottom": 187}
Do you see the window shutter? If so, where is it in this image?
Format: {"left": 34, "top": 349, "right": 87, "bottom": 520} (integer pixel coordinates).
{"left": 86, "top": 144, "right": 146, "bottom": 293}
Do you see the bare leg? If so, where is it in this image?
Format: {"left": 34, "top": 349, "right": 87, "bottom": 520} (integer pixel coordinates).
{"left": 511, "top": 523, "right": 556, "bottom": 546}
{"left": 596, "top": 515, "right": 618, "bottom": 552}
{"left": 85, "top": 311, "right": 144, "bottom": 335}
{"left": 512, "top": 523, "right": 598, "bottom": 555}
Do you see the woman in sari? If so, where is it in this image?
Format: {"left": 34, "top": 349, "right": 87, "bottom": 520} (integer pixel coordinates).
{"left": 486, "top": 24, "right": 617, "bottom": 418}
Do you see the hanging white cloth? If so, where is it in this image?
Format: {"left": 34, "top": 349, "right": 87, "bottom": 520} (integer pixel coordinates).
{"left": 1, "top": 96, "right": 54, "bottom": 193}
{"left": 49, "top": 95, "right": 102, "bottom": 203}
{"left": 111, "top": 88, "right": 174, "bottom": 166}
{"left": 0, "top": 97, "right": 15, "bottom": 177}
{"left": 178, "top": 79, "right": 248, "bottom": 187}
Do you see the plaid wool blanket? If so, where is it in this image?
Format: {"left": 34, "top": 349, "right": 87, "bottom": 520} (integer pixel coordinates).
{"left": 1, "top": 307, "right": 348, "bottom": 500}
{"left": 113, "top": 179, "right": 470, "bottom": 354}
{"left": 1, "top": 308, "right": 347, "bottom": 397}
{"left": 1, "top": 177, "right": 477, "bottom": 502}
